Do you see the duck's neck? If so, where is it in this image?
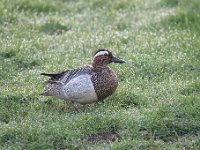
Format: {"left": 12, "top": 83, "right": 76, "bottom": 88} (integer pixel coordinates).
{"left": 92, "top": 58, "right": 108, "bottom": 69}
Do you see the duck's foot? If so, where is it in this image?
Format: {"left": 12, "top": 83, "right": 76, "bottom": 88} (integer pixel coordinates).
{"left": 65, "top": 101, "right": 89, "bottom": 113}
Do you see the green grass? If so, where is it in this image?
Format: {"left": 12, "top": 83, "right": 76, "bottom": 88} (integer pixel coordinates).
{"left": 0, "top": 0, "right": 200, "bottom": 149}
{"left": 161, "top": 0, "right": 200, "bottom": 33}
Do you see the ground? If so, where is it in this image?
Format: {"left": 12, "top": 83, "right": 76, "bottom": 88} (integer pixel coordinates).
{"left": 0, "top": 0, "right": 200, "bottom": 149}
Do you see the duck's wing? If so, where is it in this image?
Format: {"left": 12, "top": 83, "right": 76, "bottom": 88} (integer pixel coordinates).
{"left": 41, "top": 66, "right": 92, "bottom": 84}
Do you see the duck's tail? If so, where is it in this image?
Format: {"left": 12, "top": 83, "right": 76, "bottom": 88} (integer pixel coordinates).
{"left": 40, "top": 73, "right": 58, "bottom": 78}
{"left": 40, "top": 71, "right": 67, "bottom": 80}
{"left": 40, "top": 72, "right": 65, "bottom": 97}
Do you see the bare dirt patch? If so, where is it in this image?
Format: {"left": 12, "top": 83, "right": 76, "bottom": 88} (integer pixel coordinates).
{"left": 87, "top": 131, "right": 120, "bottom": 144}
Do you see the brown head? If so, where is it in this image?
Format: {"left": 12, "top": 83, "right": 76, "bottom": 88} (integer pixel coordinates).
{"left": 92, "top": 49, "right": 125, "bottom": 68}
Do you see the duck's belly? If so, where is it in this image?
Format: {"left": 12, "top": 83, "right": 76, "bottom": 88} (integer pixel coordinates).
{"left": 62, "top": 74, "right": 98, "bottom": 104}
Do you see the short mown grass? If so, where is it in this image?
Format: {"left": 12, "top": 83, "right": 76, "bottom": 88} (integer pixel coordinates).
{"left": 0, "top": 0, "right": 200, "bottom": 149}
{"left": 161, "top": 0, "right": 200, "bottom": 33}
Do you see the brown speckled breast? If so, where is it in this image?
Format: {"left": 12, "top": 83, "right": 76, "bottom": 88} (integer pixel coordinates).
{"left": 91, "top": 67, "right": 118, "bottom": 101}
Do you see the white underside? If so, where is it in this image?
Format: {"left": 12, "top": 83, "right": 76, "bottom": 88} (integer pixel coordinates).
{"left": 59, "top": 74, "right": 98, "bottom": 104}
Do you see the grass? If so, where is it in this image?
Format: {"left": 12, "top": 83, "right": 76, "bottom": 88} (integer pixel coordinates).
{"left": 0, "top": 0, "right": 200, "bottom": 149}
{"left": 161, "top": 0, "right": 200, "bottom": 33}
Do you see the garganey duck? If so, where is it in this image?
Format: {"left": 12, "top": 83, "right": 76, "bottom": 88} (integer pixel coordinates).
{"left": 41, "top": 49, "right": 125, "bottom": 111}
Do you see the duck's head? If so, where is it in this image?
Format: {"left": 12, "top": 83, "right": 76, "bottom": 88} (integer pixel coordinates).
{"left": 92, "top": 49, "right": 125, "bottom": 68}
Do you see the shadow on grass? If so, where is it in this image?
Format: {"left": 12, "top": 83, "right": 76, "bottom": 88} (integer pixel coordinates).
{"left": 14, "top": 0, "right": 59, "bottom": 13}
{"left": 160, "top": 0, "right": 200, "bottom": 34}
{"left": 141, "top": 96, "right": 200, "bottom": 142}
{"left": 0, "top": 94, "right": 36, "bottom": 123}
{"left": 39, "top": 20, "right": 71, "bottom": 35}
{"left": 0, "top": 50, "right": 40, "bottom": 80}
{"left": 181, "top": 82, "right": 200, "bottom": 96}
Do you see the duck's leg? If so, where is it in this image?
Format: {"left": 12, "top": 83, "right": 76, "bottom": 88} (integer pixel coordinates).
{"left": 83, "top": 105, "right": 88, "bottom": 112}
{"left": 69, "top": 101, "right": 80, "bottom": 112}
{"left": 64, "top": 101, "right": 68, "bottom": 110}
{"left": 97, "top": 100, "right": 105, "bottom": 112}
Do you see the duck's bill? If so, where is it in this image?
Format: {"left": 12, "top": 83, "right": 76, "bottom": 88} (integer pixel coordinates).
{"left": 111, "top": 57, "right": 126, "bottom": 63}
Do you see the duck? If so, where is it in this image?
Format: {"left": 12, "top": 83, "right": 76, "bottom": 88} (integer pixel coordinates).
{"left": 40, "top": 49, "right": 125, "bottom": 111}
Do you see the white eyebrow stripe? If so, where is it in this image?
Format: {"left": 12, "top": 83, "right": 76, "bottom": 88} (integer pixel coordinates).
{"left": 94, "top": 51, "right": 109, "bottom": 58}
